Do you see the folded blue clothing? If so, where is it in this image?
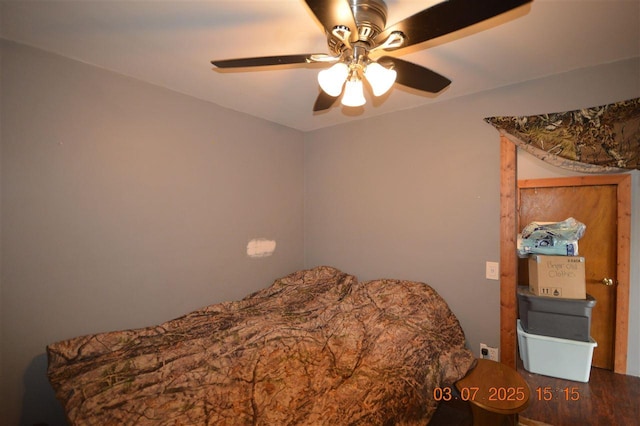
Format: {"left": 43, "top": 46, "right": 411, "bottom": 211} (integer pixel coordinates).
{"left": 517, "top": 217, "right": 585, "bottom": 257}
{"left": 517, "top": 234, "right": 578, "bottom": 257}
{"left": 521, "top": 217, "right": 586, "bottom": 241}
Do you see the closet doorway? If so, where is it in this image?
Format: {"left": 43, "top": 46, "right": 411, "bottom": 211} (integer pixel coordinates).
{"left": 499, "top": 136, "right": 631, "bottom": 374}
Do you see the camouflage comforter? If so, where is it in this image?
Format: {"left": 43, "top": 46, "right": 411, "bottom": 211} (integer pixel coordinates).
{"left": 47, "top": 266, "right": 475, "bottom": 425}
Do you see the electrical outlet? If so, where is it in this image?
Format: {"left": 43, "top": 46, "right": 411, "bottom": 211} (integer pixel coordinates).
{"left": 480, "top": 343, "right": 499, "bottom": 361}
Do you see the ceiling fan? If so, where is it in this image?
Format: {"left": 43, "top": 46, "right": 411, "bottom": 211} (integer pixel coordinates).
{"left": 211, "top": 0, "right": 532, "bottom": 111}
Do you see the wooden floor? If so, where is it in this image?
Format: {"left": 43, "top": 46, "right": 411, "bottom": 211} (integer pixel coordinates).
{"left": 429, "top": 358, "right": 640, "bottom": 426}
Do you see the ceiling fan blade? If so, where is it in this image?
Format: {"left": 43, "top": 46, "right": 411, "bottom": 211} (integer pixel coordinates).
{"left": 211, "top": 54, "right": 314, "bottom": 68}
{"left": 303, "top": 0, "right": 358, "bottom": 36}
{"left": 379, "top": 56, "right": 451, "bottom": 93}
{"left": 313, "top": 91, "right": 339, "bottom": 111}
{"left": 375, "top": 0, "right": 531, "bottom": 50}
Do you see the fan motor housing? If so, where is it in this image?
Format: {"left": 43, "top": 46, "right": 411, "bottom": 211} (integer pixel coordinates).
{"left": 350, "top": 0, "right": 388, "bottom": 41}
{"left": 328, "top": 0, "right": 388, "bottom": 55}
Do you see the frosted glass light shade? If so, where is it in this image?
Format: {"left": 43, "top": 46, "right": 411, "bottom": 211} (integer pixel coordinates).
{"left": 317, "top": 63, "right": 349, "bottom": 97}
{"left": 341, "top": 79, "right": 366, "bottom": 107}
{"left": 364, "top": 62, "right": 397, "bottom": 96}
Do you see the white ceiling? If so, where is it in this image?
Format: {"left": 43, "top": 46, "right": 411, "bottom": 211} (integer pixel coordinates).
{"left": 1, "top": 0, "right": 638, "bottom": 131}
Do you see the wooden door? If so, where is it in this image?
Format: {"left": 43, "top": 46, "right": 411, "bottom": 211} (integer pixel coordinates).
{"left": 518, "top": 182, "right": 618, "bottom": 369}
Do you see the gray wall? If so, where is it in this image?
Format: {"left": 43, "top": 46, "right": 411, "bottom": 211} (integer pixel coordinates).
{"left": 0, "top": 40, "right": 305, "bottom": 425}
{"left": 304, "top": 57, "right": 640, "bottom": 374}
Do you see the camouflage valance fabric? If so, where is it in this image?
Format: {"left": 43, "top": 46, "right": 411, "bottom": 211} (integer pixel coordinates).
{"left": 485, "top": 98, "right": 640, "bottom": 172}
{"left": 47, "top": 266, "right": 475, "bottom": 425}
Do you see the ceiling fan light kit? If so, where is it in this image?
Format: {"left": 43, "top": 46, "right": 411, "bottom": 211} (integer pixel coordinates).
{"left": 211, "top": 0, "right": 532, "bottom": 112}
{"left": 318, "top": 53, "right": 397, "bottom": 104}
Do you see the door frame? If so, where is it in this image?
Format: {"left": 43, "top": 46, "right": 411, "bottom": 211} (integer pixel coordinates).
{"left": 499, "top": 135, "right": 631, "bottom": 374}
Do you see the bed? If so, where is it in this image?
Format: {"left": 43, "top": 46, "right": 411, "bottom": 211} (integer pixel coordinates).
{"left": 47, "top": 266, "right": 475, "bottom": 425}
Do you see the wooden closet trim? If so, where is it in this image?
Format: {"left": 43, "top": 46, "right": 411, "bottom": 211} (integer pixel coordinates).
{"left": 500, "top": 135, "right": 518, "bottom": 368}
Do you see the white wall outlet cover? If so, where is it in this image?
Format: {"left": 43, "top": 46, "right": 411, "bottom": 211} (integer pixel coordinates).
{"left": 480, "top": 343, "right": 499, "bottom": 361}
{"left": 486, "top": 261, "right": 499, "bottom": 280}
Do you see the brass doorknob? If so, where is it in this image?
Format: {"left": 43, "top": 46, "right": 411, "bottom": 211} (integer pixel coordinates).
{"left": 602, "top": 277, "right": 615, "bottom": 286}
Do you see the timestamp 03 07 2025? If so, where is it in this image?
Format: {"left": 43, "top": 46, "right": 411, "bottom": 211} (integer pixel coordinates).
{"left": 433, "top": 386, "right": 527, "bottom": 402}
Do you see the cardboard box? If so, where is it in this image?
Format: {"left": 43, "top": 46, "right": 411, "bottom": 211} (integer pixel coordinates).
{"left": 528, "top": 254, "right": 586, "bottom": 299}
